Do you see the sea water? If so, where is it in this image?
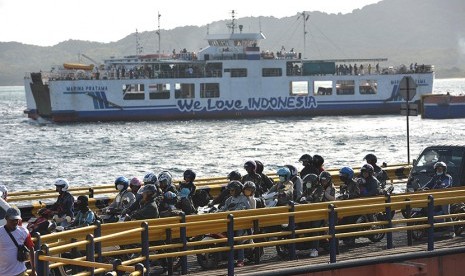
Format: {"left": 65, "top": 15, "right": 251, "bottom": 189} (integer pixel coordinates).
{"left": 0, "top": 78, "right": 464, "bottom": 192}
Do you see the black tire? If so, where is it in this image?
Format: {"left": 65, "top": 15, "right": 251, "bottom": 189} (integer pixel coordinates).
{"left": 196, "top": 251, "right": 221, "bottom": 269}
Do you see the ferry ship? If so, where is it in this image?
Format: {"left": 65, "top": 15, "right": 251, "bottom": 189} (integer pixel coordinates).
{"left": 23, "top": 11, "right": 435, "bottom": 123}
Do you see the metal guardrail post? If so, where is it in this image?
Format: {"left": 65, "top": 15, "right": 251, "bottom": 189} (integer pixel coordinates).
{"left": 427, "top": 195, "right": 435, "bottom": 251}
{"left": 89, "top": 188, "right": 94, "bottom": 198}
{"left": 328, "top": 204, "right": 337, "bottom": 263}
{"left": 140, "top": 222, "right": 150, "bottom": 274}
{"left": 86, "top": 234, "right": 95, "bottom": 276}
{"left": 165, "top": 227, "right": 173, "bottom": 275}
{"left": 385, "top": 195, "right": 393, "bottom": 249}
{"left": 37, "top": 244, "right": 49, "bottom": 276}
{"left": 94, "top": 221, "right": 102, "bottom": 262}
{"left": 71, "top": 238, "right": 80, "bottom": 275}
{"left": 227, "top": 213, "right": 235, "bottom": 276}
{"left": 180, "top": 212, "right": 188, "bottom": 275}
{"left": 253, "top": 219, "right": 260, "bottom": 264}
{"left": 33, "top": 232, "right": 42, "bottom": 274}
{"left": 405, "top": 198, "right": 413, "bottom": 246}
{"left": 289, "top": 202, "right": 296, "bottom": 260}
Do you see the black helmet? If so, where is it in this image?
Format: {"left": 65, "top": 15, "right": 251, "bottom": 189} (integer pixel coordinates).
{"left": 319, "top": 171, "right": 332, "bottom": 183}
{"left": 299, "top": 154, "right": 313, "bottom": 163}
{"left": 302, "top": 174, "right": 319, "bottom": 188}
{"left": 183, "top": 169, "right": 196, "bottom": 181}
{"left": 227, "top": 170, "right": 242, "bottom": 181}
{"left": 364, "top": 153, "right": 378, "bottom": 164}
{"left": 77, "top": 195, "right": 89, "bottom": 206}
{"left": 141, "top": 184, "right": 157, "bottom": 194}
{"left": 434, "top": 161, "right": 447, "bottom": 172}
{"left": 255, "top": 160, "right": 264, "bottom": 174}
{"left": 313, "top": 155, "right": 324, "bottom": 167}
{"left": 243, "top": 160, "right": 257, "bottom": 171}
{"left": 243, "top": 181, "right": 256, "bottom": 193}
{"left": 361, "top": 164, "right": 374, "bottom": 175}
{"left": 285, "top": 164, "right": 298, "bottom": 178}
{"left": 227, "top": 180, "right": 244, "bottom": 196}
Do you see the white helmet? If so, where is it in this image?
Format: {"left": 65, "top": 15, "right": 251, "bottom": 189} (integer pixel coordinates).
{"left": 0, "top": 185, "right": 7, "bottom": 199}
{"left": 54, "top": 178, "right": 70, "bottom": 191}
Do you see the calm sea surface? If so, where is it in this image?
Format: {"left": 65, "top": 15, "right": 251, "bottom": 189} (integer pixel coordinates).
{"left": 1, "top": 78, "right": 464, "bottom": 192}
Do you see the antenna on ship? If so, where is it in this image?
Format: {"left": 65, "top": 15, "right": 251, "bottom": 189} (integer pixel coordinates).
{"left": 156, "top": 12, "right": 161, "bottom": 60}
{"left": 226, "top": 10, "right": 237, "bottom": 34}
{"left": 299, "top": 11, "right": 310, "bottom": 59}
{"left": 135, "top": 29, "right": 143, "bottom": 55}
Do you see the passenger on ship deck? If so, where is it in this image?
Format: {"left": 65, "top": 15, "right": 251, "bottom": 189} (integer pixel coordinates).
{"left": 49, "top": 178, "right": 74, "bottom": 227}
{"left": 363, "top": 154, "right": 388, "bottom": 188}
{"left": 298, "top": 154, "right": 320, "bottom": 178}
{"left": 127, "top": 184, "right": 159, "bottom": 220}
{"left": 358, "top": 164, "right": 381, "bottom": 197}
{"left": 269, "top": 167, "right": 294, "bottom": 206}
{"left": 122, "top": 172, "right": 155, "bottom": 216}
{"left": 421, "top": 162, "right": 455, "bottom": 238}
{"left": 106, "top": 176, "right": 136, "bottom": 215}
{"left": 319, "top": 171, "right": 335, "bottom": 202}
{"left": 158, "top": 171, "right": 179, "bottom": 217}
{"left": 70, "top": 195, "right": 95, "bottom": 228}
{"left": 209, "top": 170, "right": 242, "bottom": 209}
{"left": 338, "top": 167, "right": 360, "bottom": 200}
{"left": 178, "top": 169, "right": 197, "bottom": 215}
{"left": 313, "top": 155, "right": 325, "bottom": 174}
{"left": 242, "top": 160, "right": 266, "bottom": 197}
{"left": 255, "top": 160, "right": 274, "bottom": 191}
{"left": 285, "top": 165, "right": 303, "bottom": 201}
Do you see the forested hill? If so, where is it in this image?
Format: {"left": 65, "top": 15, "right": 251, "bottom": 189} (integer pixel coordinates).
{"left": 1, "top": 0, "right": 464, "bottom": 85}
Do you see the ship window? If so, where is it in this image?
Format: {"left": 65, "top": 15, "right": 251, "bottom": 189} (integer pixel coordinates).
{"left": 359, "top": 80, "right": 378, "bottom": 94}
{"left": 175, "top": 83, "right": 195, "bottom": 99}
{"left": 336, "top": 80, "right": 355, "bottom": 95}
{"left": 149, "top": 83, "right": 170, "bottom": 99}
{"left": 200, "top": 83, "right": 220, "bottom": 98}
{"left": 262, "top": 68, "right": 282, "bottom": 77}
{"left": 290, "top": 81, "right": 308, "bottom": 95}
{"left": 123, "top": 84, "right": 145, "bottom": 100}
{"left": 230, "top": 68, "right": 247, "bottom": 77}
{"left": 313, "top": 81, "right": 333, "bottom": 96}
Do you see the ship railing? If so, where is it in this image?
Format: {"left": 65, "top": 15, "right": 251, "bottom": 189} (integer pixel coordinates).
{"left": 30, "top": 187, "right": 465, "bottom": 276}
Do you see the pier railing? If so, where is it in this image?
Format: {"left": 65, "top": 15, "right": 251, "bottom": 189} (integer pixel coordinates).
{"left": 30, "top": 186, "right": 465, "bottom": 276}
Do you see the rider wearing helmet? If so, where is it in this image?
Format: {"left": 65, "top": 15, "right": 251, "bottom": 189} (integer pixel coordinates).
{"left": 299, "top": 154, "right": 319, "bottom": 178}
{"left": 50, "top": 178, "right": 74, "bottom": 225}
{"left": 107, "top": 176, "right": 136, "bottom": 213}
{"left": 129, "top": 177, "right": 143, "bottom": 195}
{"left": 269, "top": 167, "right": 294, "bottom": 206}
{"left": 179, "top": 169, "right": 197, "bottom": 215}
{"left": 313, "top": 155, "right": 325, "bottom": 174}
{"left": 364, "top": 154, "right": 388, "bottom": 188}
{"left": 210, "top": 170, "right": 242, "bottom": 208}
{"left": 242, "top": 160, "right": 267, "bottom": 197}
{"left": 243, "top": 181, "right": 257, "bottom": 209}
{"left": 158, "top": 171, "right": 179, "bottom": 213}
{"left": 128, "top": 184, "right": 160, "bottom": 220}
{"left": 255, "top": 160, "right": 274, "bottom": 191}
{"left": 220, "top": 180, "right": 252, "bottom": 267}
{"left": 358, "top": 164, "right": 381, "bottom": 197}
{"left": 285, "top": 164, "right": 303, "bottom": 201}
{"left": 338, "top": 167, "right": 360, "bottom": 200}
{"left": 70, "top": 195, "right": 95, "bottom": 228}
{"left": 422, "top": 161, "right": 454, "bottom": 238}
{"left": 300, "top": 174, "right": 323, "bottom": 204}
{"left": 319, "top": 171, "right": 335, "bottom": 201}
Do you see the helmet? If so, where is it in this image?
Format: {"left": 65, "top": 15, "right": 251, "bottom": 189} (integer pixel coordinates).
{"left": 114, "top": 176, "right": 129, "bottom": 190}
{"left": 360, "top": 164, "right": 374, "bottom": 175}
{"left": 339, "top": 167, "right": 355, "bottom": 179}
{"left": 76, "top": 195, "right": 89, "bottom": 206}
{"left": 227, "top": 170, "right": 242, "bottom": 181}
{"left": 364, "top": 154, "right": 378, "bottom": 164}
{"left": 243, "top": 160, "right": 257, "bottom": 171}
{"left": 0, "top": 185, "right": 8, "bottom": 200}
{"left": 285, "top": 165, "right": 298, "bottom": 178}
{"left": 243, "top": 181, "right": 256, "bottom": 193}
{"left": 277, "top": 167, "right": 291, "bottom": 181}
{"left": 129, "top": 177, "right": 142, "bottom": 187}
{"left": 302, "top": 174, "right": 319, "bottom": 188}
{"left": 227, "top": 180, "right": 244, "bottom": 196}
{"left": 434, "top": 161, "right": 447, "bottom": 172}
{"left": 183, "top": 169, "right": 196, "bottom": 181}
{"left": 299, "top": 154, "right": 313, "bottom": 163}
{"left": 54, "top": 178, "right": 70, "bottom": 191}
{"left": 141, "top": 184, "right": 157, "bottom": 195}
{"left": 313, "top": 155, "right": 324, "bottom": 167}
{"left": 255, "top": 160, "right": 264, "bottom": 174}
{"left": 143, "top": 172, "right": 158, "bottom": 184}
{"left": 319, "top": 171, "right": 332, "bottom": 183}
{"left": 158, "top": 171, "right": 173, "bottom": 188}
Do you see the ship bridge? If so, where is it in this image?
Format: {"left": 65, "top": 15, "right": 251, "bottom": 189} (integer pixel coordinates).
{"left": 198, "top": 32, "right": 266, "bottom": 61}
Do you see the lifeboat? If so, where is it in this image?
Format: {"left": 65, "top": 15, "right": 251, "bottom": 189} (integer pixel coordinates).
{"left": 63, "top": 63, "right": 94, "bottom": 70}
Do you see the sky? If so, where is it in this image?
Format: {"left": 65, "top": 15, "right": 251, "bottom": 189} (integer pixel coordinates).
{"left": 0, "top": 0, "right": 381, "bottom": 47}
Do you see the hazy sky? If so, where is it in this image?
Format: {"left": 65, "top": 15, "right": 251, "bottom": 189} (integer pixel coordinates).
{"left": 0, "top": 0, "right": 381, "bottom": 46}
